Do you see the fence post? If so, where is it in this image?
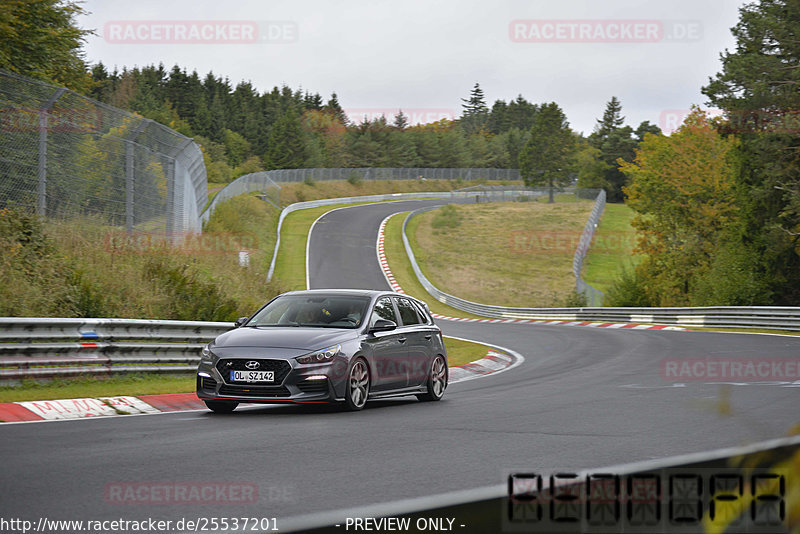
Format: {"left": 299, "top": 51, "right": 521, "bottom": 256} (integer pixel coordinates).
{"left": 124, "top": 120, "right": 149, "bottom": 234}
{"left": 36, "top": 88, "right": 66, "bottom": 217}
{"left": 165, "top": 157, "right": 175, "bottom": 237}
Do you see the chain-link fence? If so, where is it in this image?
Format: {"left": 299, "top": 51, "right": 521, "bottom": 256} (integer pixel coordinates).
{"left": 200, "top": 167, "right": 523, "bottom": 223}
{"left": 267, "top": 167, "right": 520, "bottom": 183}
{"left": 0, "top": 69, "right": 207, "bottom": 235}
{"left": 574, "top": 189, "right": 606, "bottom": 306}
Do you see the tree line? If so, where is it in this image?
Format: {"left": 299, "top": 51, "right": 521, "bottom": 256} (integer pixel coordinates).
{"left": 2, "top": 0, "right": 798, "bottom": 306}
{"left": 84, "top": 66, "right": 660, "bottom": 200}
{"left": 607, "top": 0, "right": 800, "bottom": 307}
{"left": 0, "top": 2, "right": 659, "bottom": 200}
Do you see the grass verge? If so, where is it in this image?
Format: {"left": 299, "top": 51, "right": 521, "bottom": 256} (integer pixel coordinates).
{"left": 410, "top": 200, "right": 594, "bottom": 307}
{"left": 0, "top": 374, "right": 195, "bottom": 403}
{"left": 582, "top": 203, "right": 640, "bottom": 294}
{"left": 383, "top": 213, "right": 485, "bottom": 319}
{"left": 444, "top": 337, "right": 493, "bottom": 366}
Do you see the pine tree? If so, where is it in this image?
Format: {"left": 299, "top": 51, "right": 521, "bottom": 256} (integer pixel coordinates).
{"left": 519, "top": 103, "right": 575, "bottom": 202}
{"left": 461, "top": 83, "right": 488, "bottom": 116}
{"left": 265, "top": 108, "right": 306, "bottom": 169}
{"left": 634, "top": 121, "right": 662, "bottom": 142}
{"left": 702, "top": 0, "right": 800, "bottom": 304}
{"left": 393, "top": 110, "right": 409, "bottom": 130}
{"left": 591, "top": 96, "right": 625, "bottom": 146}
{"left": 324, "top": 93, "right": 348, "bottom": 126}
{"left": 460, "top": 83, "right": 489, "bottom": 135}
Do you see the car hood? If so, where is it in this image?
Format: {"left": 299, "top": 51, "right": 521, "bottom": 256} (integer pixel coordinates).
{"left": 213, "top": 326, "right": 358, "bottom": 351}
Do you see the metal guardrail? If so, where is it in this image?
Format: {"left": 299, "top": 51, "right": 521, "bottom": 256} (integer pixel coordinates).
{"left": 399, "top": 208, "right": 800, "bottom": 331}
{"left": 200, "top": 167, "right": 523, "bottom": 225}
{"left": 0, "top": 318, "right": 232, "bottom": 381}
{"left": 573, "top": 189, "right": 606, "bottom": 306}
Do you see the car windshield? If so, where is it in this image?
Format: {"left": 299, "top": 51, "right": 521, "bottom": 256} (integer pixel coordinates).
{"left": 246, "top": 295, "right": 370, "bottom": 329}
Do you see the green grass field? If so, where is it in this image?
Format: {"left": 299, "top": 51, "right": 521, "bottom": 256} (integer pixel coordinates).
{"left": 0, "top": 374, "right": 196, "bottom": 403}
{"left": 382, "top": 212, "right": 485, "bottom": 319}
{"left": 408, "top": 200, "right": 594, "bottom": 307}
{"left": 582, "top": 203, "right": 640, "bottom": 294}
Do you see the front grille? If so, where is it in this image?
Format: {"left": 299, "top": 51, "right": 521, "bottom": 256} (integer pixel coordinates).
{"left": 219, "top": 385, "right": 291, "bottom": 397}
{"left": 197, "top": 375, "right": 217, "bottom": 390}
{"left": 297, "top": 379, "right": 329, "bottom": 394}
{"left": 216, "top": 359, "right": 292, "bottom": 384}
{"left": 201, "top": 376, "right": 216, "bottom": 389}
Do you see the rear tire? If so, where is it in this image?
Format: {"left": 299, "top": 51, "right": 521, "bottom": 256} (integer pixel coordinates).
{"left": 204, "top": 400, "right": 238, "bottom": 413}
{"left": 416, "top": 355, "right": 447, "bottom": 402}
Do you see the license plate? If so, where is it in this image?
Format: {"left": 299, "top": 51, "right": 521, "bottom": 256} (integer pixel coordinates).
{"left": 230, "top": 370, "right": 275, "bottom": 383}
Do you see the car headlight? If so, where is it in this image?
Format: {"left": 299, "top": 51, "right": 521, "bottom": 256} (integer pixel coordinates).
{"left": 296, "top": 344, "right": 341, "bottom": 364}
{"left": 200, "top": 345, "right": 215, "bottom": 364}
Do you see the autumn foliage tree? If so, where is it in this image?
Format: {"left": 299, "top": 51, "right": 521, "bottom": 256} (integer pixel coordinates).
{"left": 619, "top": 110, "right": 743, "bottom": 305}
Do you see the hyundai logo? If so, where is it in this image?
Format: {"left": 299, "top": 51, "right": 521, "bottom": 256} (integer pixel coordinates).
{"left": 245, "top": 360, "right": 260, "bottom": 370}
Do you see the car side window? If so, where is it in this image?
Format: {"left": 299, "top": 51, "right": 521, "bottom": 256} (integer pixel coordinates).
{"left": 395, "top": 298, "right": 422, "bottom": 326}
{"left": 371, "top": 297, "right": 397, "bottom": 326}
{"left": 411, "top": 300, "right": 432, "bottom": 325}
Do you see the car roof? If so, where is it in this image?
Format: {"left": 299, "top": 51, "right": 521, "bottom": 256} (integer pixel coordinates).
{"left": 280, "top": 289, "right": 423, "bottom": 303}
{"left": 282, "top": 289, "right": 397, "bottom": 298}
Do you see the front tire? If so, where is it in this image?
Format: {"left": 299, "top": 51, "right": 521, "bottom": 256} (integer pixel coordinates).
{"left": 204, "top": 400, "right": 238, "bottom": 413}
{"left": 417, "top": 355, "right": 447, "bottom": 402}
{"left": 343, "top": 358, "right": 370, "bottom": 411}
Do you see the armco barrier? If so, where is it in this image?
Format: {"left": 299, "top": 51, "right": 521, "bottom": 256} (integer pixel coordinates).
{"left": 199, "top": 167, "right": 523, "bottom": 225}
{"left": 0, "top": 318, "right": 232, "bottom": 382}
{"left": 399, "top": 209, "right": 800, "bottom": 330}
{"left": 2, "top": 304, "right": 800, "bottom": 381}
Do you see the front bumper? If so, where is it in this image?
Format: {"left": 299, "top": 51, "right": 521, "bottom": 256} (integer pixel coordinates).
{"left": 196, "top": 356, "right": 346, "bottom": 404}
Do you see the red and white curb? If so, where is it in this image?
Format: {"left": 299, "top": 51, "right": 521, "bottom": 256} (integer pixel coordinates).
{"left": 449, "top": 350, "right": 516, "bottom": 383}
{"left": 0, "top": 393, "right": 206, "bottom": 423}
{"left": 376, "top": 216, "right": 684, "bottom": 331}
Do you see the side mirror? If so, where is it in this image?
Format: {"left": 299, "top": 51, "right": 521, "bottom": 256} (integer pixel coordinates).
{"left": 370, "top": 319, "right": 396, "bottom": 333}
{"left": 234, "top": 316, "right": 249, "bottom": 328}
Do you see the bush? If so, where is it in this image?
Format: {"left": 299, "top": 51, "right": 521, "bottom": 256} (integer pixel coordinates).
{"left": 604, "top": 265, "right": 652, "bottom": 307}
{"left": 143, "top": 257, "right": 238, "bottom": 321}
{"left": 690, "top": 241, "right": 772, "bottom": 305}
{"left": 562, "top": 289, "right": 588, "bottom": 307}
{"left": 0, "top": 208, "right": 102, "bottom": 317}
{"left": 347, "top": 172, "right": 362, "bottom": 186}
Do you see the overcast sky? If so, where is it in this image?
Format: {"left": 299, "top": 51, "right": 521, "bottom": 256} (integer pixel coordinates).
{"left": 77, "top": 0, "right": 746, "bottom": 135}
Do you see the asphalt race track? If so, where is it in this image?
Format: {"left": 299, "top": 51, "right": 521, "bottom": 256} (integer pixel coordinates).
{"left": 1, "top": 199, "right": 799, "bottom": 530}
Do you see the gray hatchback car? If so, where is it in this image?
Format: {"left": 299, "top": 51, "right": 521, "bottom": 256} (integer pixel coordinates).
{"left": 196, "top": 289, "right": 448, "bottom": 412}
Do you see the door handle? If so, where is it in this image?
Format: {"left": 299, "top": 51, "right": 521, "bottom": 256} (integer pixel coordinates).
{"left": 398, "top": 337, "right": 407, "bottom": 344}
{"left": 424, "top": 335, "right": 432, "bottom": 340}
